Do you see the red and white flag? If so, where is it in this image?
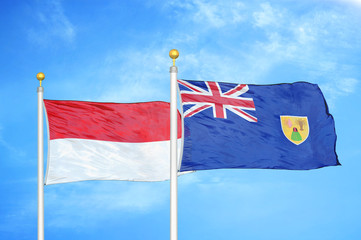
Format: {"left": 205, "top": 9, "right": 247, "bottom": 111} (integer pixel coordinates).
{"left": 44, "top": 100, "right": 182, "bottom": 185}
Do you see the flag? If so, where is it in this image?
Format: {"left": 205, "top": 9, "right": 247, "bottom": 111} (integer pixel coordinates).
{"left": 177, "top": 79, "right": 339, "bottom": 171}
{"left": 44, "top": 100, "right": 182, "bottom": 185}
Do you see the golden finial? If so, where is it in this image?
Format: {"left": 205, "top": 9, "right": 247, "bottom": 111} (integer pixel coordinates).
{"left": 36, "top": 72, "right": 45, "bottom": 87}
{"left": 169, "top": 49, "right": 179, "bottom": 66}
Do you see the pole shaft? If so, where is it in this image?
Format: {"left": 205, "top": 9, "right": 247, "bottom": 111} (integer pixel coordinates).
{"left": 37, "top": 87, "right": 44, "bottom": 240}
{"left": 170, "top": 66, "right": 178, "bottom": 240}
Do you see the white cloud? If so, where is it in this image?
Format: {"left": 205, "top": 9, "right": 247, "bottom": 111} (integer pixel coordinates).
{"left": 192, "top": 0, "right": 245, "bottom": 27}
{"left": 178, "top": 173, "right": 202, "bottom": 186}
{"left": 0, "top": 126, "right": 26, "bottom": 158}
{"left": 165, "top": 0, "right": 246, "bottom": 28}
{"left": 339, "top": 78, "right": 358, "bottom": 93}
{"left": 253, "top": 2, "right": 283, "bottom": 27}
{"left": 332, "top": 0, "right": 361, "bottom": 7}
{"left": 293, "top": 26, "right": 316, "bottom": 45}
{"left": 178, "top": 171, "right": 302, "bottom": 224}
{"left": 322, "top": 77, "right": 358, "bottom": 95}
{"left": 28, "top": 0, "right": 75, "bottom": 45}
{"left": 320, "top": 78, "right": 358, "bottom": 107}
{"left": 94, "top": 48, "right": 171, "bottom": 103}
{"left": 1, "top": 180, "right": 169, "bottom": 231}
{"left": 243, "top": 3, "right": 361, "bottom": 87}
{"left": 46, "top": 1, "right": 360, "bottom": 107}
{"left": 45, "top": 181, "right": 169, "bottom": 228}
{"left": 179, "top": 50, "right": 261, "bottom": 84}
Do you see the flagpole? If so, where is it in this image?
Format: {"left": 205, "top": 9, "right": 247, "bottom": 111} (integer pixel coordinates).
{"left": 37, "top": 72, "right": 45, "bottom": 240}
{"left": 169, "top": 49, "right": 179, "bottom": 240}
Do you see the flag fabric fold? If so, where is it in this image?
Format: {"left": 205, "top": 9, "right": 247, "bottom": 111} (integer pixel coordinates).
{"left": 177, "top": 79, "right": 339, "bottom": 172}
{"left": 44, "top": 100, "right": 182, "bottom": 185}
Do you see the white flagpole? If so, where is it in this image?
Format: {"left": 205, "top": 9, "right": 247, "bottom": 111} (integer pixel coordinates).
{"left": 37, "top": 72, "right": 45, "bottom": 240}
{"left": 169, "top": 49, "right": 179, "bottom": 240}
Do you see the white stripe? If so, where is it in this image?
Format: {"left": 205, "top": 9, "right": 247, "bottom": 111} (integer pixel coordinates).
{"left": 183, "top": 103, "right": 212, "bottom": 117}
{"left": 178, "top": 79, "right": 209, "bottom": 94}
{"left": 45, "top": 138, "right": 184, "bottom": 185}
{"left": 226, "top": 106, "right": 257, "bottom": 122}
{"left": 223, "top": 84, "right": 249, "bottom": 97}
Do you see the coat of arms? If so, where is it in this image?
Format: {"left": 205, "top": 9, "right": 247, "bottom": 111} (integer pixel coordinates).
{"left": 280, "top": 116, "right": 309, "bottom": 145}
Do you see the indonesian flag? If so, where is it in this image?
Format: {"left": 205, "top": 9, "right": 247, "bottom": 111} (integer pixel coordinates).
{"left": 44, "top": 100, "right": 182, "bottom": 185}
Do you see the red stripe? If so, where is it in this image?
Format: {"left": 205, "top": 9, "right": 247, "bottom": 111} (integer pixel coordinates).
{"left": 185, "top": 104, "right": 211, "bottom": 118}
{"left": 178, "top": 80, "right": 203, "bottom": 93}
{"left": 224, "top": 84, "right": 247, "bottom": 96}
{"left": 180, "top": 92, "right": 255, "bottom": 109}
{"left": 233, "top": 108, "right": 258, "bottom": 122}
{"left": 44, "top": 100, "right": 182, "bottom": 143}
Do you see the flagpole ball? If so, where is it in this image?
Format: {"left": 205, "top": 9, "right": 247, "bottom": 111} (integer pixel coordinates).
{"left": 36, "top": 72, "right": 45, "bottom": 87}
{"left": 169, "top": 49, "right": 179, "bottom": 66}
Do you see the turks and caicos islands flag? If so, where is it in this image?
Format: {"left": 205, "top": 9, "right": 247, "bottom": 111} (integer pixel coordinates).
{"left": 44, "top": 100, "right": 182, "bottom": 185}
{"left": 178, "top": 79, "right": 340, "bottom": 172}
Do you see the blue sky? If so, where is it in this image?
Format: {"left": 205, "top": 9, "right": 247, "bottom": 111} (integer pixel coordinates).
{"left": 1, "top": 0, "right": 361, "bottom": 239}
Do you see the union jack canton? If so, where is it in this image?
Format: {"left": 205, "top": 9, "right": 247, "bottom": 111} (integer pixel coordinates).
{"left": 177, "top": 79, "right": 257, "bottom": 122}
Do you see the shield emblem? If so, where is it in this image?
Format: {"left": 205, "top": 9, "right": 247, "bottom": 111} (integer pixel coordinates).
{"left": 280, "top": 116, "right": 309, "bottom": 145}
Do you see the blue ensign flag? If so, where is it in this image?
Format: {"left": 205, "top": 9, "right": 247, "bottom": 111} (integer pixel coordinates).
{"left": 177, "top": 79, "right": 339, "bottom": 172}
